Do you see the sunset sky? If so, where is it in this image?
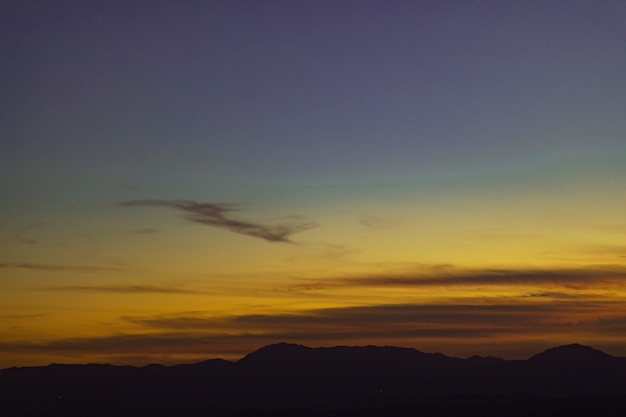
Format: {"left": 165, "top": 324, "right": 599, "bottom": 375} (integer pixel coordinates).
{"left": 1, "top": 0, "right": 626, "bottom": 369}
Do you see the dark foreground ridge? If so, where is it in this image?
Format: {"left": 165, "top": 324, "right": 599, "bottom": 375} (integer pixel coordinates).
{"left": 2, "top": 343, "right": 626, "bottom": 416}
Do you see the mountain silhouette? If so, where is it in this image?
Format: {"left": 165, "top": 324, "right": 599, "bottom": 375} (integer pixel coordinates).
{"left": 529, "top": 343, "right": 615, "bottom": 364}
{"left": 2, "top": 343, "right": 626, "bottom": 416}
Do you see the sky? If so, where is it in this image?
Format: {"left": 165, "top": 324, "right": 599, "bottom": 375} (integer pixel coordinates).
{"left": 1, "top": 0, "right": 625, "bottom": 369}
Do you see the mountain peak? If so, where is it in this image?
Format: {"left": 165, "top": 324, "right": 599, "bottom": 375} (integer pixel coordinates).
{"left": 238, "top": 342, "right": 311, "bottom": 363}
{"left": 529, "top": 343, "right": 614, "bottom": 363}
{"left": 465, "top": 354, "right": 504, "bottom": 363}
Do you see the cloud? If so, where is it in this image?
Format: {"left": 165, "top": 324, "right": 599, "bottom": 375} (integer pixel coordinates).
{"left": 470, "top": 228, "right": 540, "bottom": 240}
{"left": 41, "top": 285, "right": 201, "bottom": 294}
{"left": 3, "top": 300, "right": 626, "bottom": 364}
{"left": 0, "top": 332, "right": 266, "bottom": 357}
{"left": 589, "top": 316, "right": 626, "bottom": 333}
{"left": 122, "top": 311, "right": 513, "bottom": 339}
{"left": 337, "top": 265, "right": 626, "bottom": 290}
{"left": 281, "top": 265, "right": 626, "bottom": 294}
{"left": 130, "top": 228, "right": 159, "bottom": 235}
{"left": 578, "top": 244, "right": 626, "bottom": 259}
{"left": 117, "top": 298, "right": 626, "bottom": 350}
{"left": 118, "top": 200, "right": 316, "bottom": 243}
{"left": 4, "top": 263, "right": 626, "bottom": 364}
{"left": 0, "top": 263, "right": 126, "bottom": 273}
{"left": 3, "top": 222, "right": 46, "bottom": 246}
{"left": 358, "top": 216, "right": 394, "bottom": 230}
{"left": 121, "top": 302, "right": 603, "bottom": 335}
{"left": 285, "top": 243, "right": 358, "bottom": 265}
{"left": 521, "top": 291, "right": 602, "bottom": 299}
{"left": 2, "top": 313, "right": 47, "bottom": 319}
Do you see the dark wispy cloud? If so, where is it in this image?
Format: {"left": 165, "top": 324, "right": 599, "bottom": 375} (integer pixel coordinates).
{"left": 122, "top": 302, "right": 618, "bottom": 337}
{"left": 0, "top": 332, "right": 264, "bottom": 357}
{"left": 521, "top": 291, "right": 594, "bottom": 299}
{"left": 41, "top": 285, "right": 200, "bottom": 294}
{"left": 4, "top": 265, "right": 626, "bottom": 365}
{"left": 4, "top": 300, "right": 626, "bottom": 363}
{"left": 336, "top": 265, "right": 626, "bottom": 290}
{"left": 118, "top": 200, "right": 316, "bottom": 243}
{"left": 0, "top": 262, "right": 126, "bottom": 273}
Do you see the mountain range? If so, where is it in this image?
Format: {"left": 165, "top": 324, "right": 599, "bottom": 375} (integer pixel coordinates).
{"left": 2, "top": 343, "right": 626, "bottom": 416}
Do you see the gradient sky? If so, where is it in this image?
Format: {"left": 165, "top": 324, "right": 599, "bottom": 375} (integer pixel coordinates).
{"left": 1, "top": 0, "right": 626, "bottom": 369}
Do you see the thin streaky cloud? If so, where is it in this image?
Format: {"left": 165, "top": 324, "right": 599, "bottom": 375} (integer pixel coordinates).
{"left": 121, "top": 300, "right": 626, "bottom": 343}
{"left": 358, "top": 216, "right": 394, "bottom": 230}
{"left": 284, "top": 265, "right": 626, "bottom": 293}
{"left": 3, "top": 222, "right": 46, "bottom": 246}
{"left": 4, "top": 301, "right": 626, "bottom": 358}
{"left": 337, "top": 265, "right": 626, "bottom": 290}
{"left": 0, "top": 262, "right": 127, "bottom": 273}
{"left": 130, "top": 228, "right": 159, "bottom": 235}
{"left": 521, "top": 291, "right": 597, "bottom": 299}
{"left": 0, "top": 328, "right": 515, "bottom": 357}
{"left": 118, "top": 200, "right": 317, "bottom": 243}
{"left": 41, "top": 285, "right": 201, "bottom": 294}
{"left": 3, "top": 313, "right": 47, "bottom": 319}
